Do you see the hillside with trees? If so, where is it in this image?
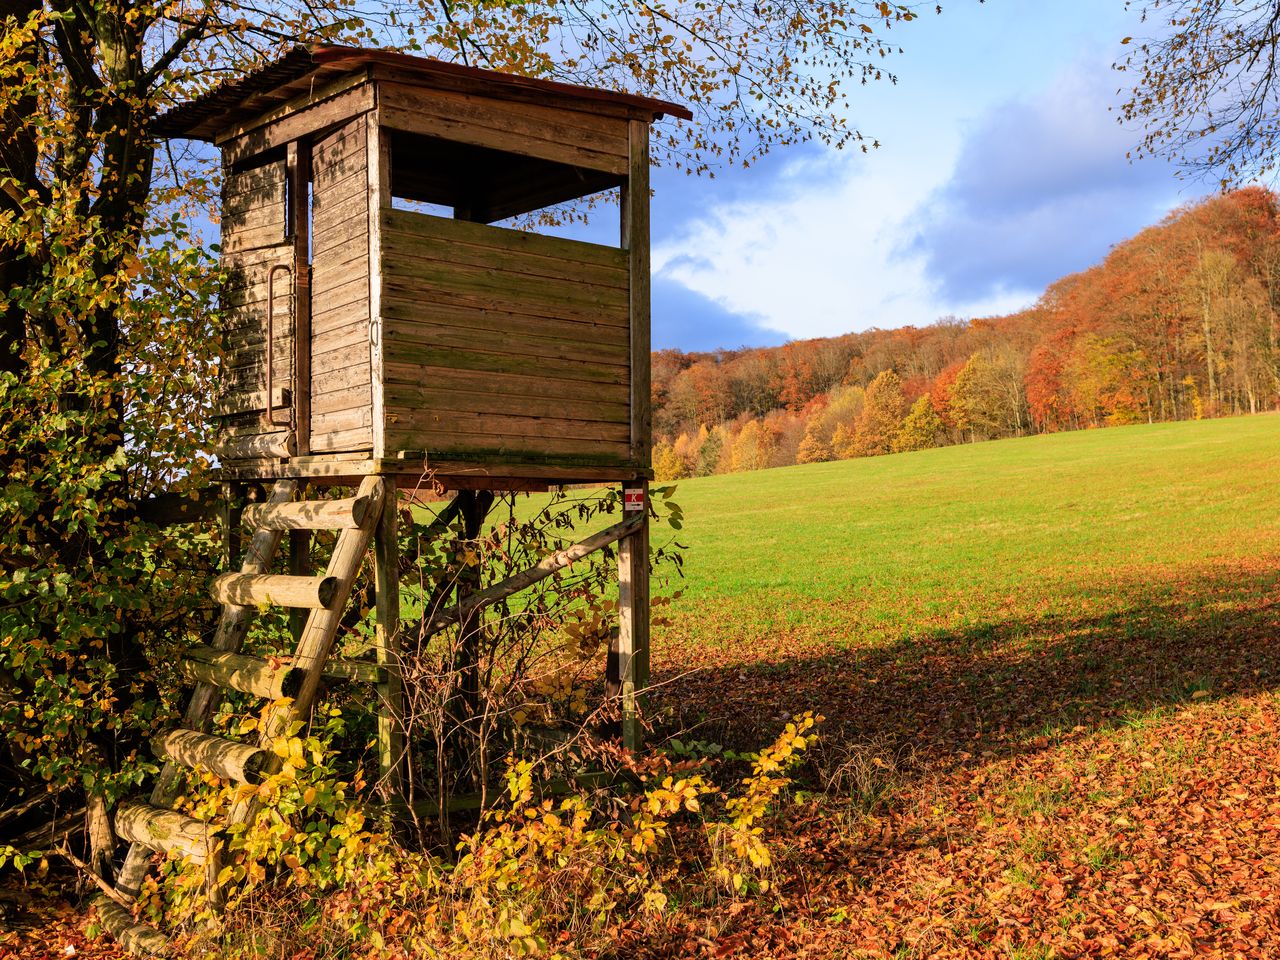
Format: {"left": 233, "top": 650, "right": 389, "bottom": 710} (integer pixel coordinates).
{"left": 652, "top": 187, "right": 1280, "bottom": 479}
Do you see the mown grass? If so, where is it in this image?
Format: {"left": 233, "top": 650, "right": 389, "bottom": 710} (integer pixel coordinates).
{"left": 656, "top": 413, "right": 1280, "bottom": 656}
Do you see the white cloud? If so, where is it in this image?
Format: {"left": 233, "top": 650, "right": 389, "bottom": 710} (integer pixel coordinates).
{"left": 651, "top": 51, "right": 1199, "bottom": 344}
{"left": 652, "top": 148, "right": 1032, "bottom": 341}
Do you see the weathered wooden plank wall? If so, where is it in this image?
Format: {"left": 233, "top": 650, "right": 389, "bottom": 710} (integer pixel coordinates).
{"left": 218, "top": 157, "right": 294, "bottom": 457}
{"left": 379, "top": 208, "right": 632, "bottom": 464}
{"left": 310, "top": 115, "right": 375, "bottom": 454}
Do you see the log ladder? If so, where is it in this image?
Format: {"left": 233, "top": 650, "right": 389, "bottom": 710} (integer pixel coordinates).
{"left": 95, "top": 477, "right": 397, "bottom": 955}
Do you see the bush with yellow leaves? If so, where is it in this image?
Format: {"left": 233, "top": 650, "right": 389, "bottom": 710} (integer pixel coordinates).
{"left": 139, "top": 709, "right": 822, "bottom": 959}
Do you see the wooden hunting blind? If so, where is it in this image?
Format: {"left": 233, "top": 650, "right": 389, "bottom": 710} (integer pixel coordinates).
{"left": 95, "top": 54, "right": 690, "bottom": 948}
{"left": 156, "top": 45, "right": 690, "bottom": 487}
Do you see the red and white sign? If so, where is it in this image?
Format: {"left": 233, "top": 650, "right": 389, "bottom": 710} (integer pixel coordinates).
{"left": 623, "top": 488, "right": 645, "bottom": 512}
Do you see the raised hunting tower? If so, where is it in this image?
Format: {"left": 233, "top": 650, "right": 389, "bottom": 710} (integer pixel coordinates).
{"left": 157, "top": 44, "right": 690, "bottom": 487}
{"left": 94, "top": 52, "right": 690, "bottom": 951}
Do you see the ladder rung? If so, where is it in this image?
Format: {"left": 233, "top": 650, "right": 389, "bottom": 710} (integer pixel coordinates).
{"left": 242, "top": 494, "right": 376, "bottom": 531}
{"left": 322, "top": 660, "right": 386, "bottom": 683}
{"left": 152, "top": 729, "right": 270, "bottom": 785}
{"left": 115, "top": 802, "right": 214, "bottom": 864}
{"left": 211, "top": 573, "right": 338, "bottom": 609}
{"left": 93, "top": 896, "right": 169, "bottom": 956}
{"left": 179, "top": 645, "right": 304, "bottom": 700}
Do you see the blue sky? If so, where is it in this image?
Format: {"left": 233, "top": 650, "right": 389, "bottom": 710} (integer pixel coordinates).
{"left": 639, "top": 0, "right": 1211, "bottom": 352}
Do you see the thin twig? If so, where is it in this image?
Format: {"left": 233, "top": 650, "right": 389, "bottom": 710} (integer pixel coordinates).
{"left": 54, "top": 844, "right": 131, "bottom": 907}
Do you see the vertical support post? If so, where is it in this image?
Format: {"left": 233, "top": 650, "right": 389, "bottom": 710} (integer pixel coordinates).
{"left": 219, "top": 481, "right": 241, "bottom": 573}
{"left": 366, "top": 113, "right": 391, "bottom": 461}
{"left": 288, "top": 530, "right": 311, "bottom": 642}
{"left": 618, "top": 118, "right": 652, "bottom": 751}
{"left": 451, "top": 490, "right": 494, "bottom": 786}
{"left": 617, "top": 481, "right": 650, "bottom": 751}
{"left": 373, "top": 484, "right": 406, "bottom": 815}
{"left": 287, "top": 140, "right": 312, "bottom": 456}
{"left": 287, "top": 480, "right": 311, "bottom": 641}
{"left": 622, "top": 119, "right": 652, "bottom": 470}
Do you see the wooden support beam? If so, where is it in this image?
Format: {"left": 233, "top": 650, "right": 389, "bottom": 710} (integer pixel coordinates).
{"left": 178, "top": 646, "right": 305, "bottom": 701}
{"left": 152, "top": 730, "right": 271, "bottom": 785}
{"left": 210, "top": 572, "right": 339, "bottom": 609}
{"left": 616, "top": 482, "right": 649, "bottom": 751}
{"left": 321, "top": 659, "right": 385, "bottom": 683}
{"left": 114, "top": 803, "right": 213, "bottom": 864}
{"left": 373, "top": 489, "right": 407, "bottom": 814}
{"left": 218, "top": 431, "right": 297, "bottom": 461}
{"left": 623, "top": 119, "right": 652, "bottom": 468}
{"left": 289, "top": 529, "right": 311, "bottom": 642}
{"left": 242, "top": 493, "right": 377, "bottom": 531}
{"left": 420, "top": 512, "right": 643, "bottom": 637}
{"left": 288, "top": 139, "right": 312, "bottom": 457}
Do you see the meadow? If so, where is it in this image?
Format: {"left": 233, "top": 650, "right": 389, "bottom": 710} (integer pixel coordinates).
{"left": 633, "top": 413, "right": 1280, "bottom": 957}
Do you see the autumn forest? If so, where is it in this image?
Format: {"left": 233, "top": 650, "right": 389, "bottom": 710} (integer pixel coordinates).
{"left": 652, "top": 188, "right": 1280, "bottom": 478}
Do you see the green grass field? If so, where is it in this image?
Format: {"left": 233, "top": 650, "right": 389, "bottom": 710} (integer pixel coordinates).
{"left": 638, "top": 414, "right": 1280, "bottom": 957}
{"left": 659, "top": 412, "right": 1280, "bottom": 656}
{"left": 653, "top": 413, "right": 1280, "bottom": 755}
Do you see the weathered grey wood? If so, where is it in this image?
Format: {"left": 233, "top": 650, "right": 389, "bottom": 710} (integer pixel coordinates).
{"left": 381, "top": 206, "right": 628, "bottom": 276}
{"left": 212, "top": 386, "right": 290, "bottom": 418}
{"left": 383, "top": 359, "right": 628, "bottom": 402}
{"left": 421, "top": 512, "right": 643, "bottom": 637}
{"left": 114, "top": 803, "right": 213, "bottom": 864}
{"left": 152, "top": 730, "right": 270, "bottom": 785}
{"left": 382, "top": 343, "right": 626, "bottom": 386}
{"left": 616, "top": 482, "right": 649, "bottom": 751}
{"left": 178, "top": 645, "right": 306, "bottom": 700}
{"left": 385, "top": 380, "right": 629, "bottom": 425}
{"left": 385, "top": 425, "right": 632, "bottom": 462}
{"left": 241, "top": 493, "right": 376, "bottom": 530}
{"left": 391, "top": 408, "right": 628, "bottom": 443}
{"left": 289, "top": 140, "right": 312, "bottom": 456}
{"left": 222, "top": 83, "right": 376, "bottom": 166}
{"left": 381, "top": 242, "right": 628, "bottom": 314}
{"left": 310, "top": 114, "right": 373, "bottom": 454}
{"left": 210, "top": 572, "right": 339, "bottom": 609}
{"left": 381, "top": 309, "right": 631, "bottom": 368}
{"left": 378, "top": 84, "right": 628, "bottom": 174}
{"left": 369, "top": 116, "right": 390, "bottom": 460}
{"left": 93, "top": 897, "right": 169, "bottom": 957}
{"left": 381, "top": 295, "right": 629, "bottom": 345}
{"left": 215, "top": 454, "right": 647, "bottom": 484}
{"left": 625, "top": 119, "right": 652, "bottom": 466}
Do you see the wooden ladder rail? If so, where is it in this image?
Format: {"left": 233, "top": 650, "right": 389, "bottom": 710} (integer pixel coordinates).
{"left": 226, "top": 476, "right": 385, "bottom": 828}
{"left": 95, "top": 477, "right": 395, "bottom": 956}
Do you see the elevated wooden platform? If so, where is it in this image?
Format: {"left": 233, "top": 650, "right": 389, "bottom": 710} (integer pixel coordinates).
{"left": 214, "top": 452, "right": 653, "bottom": 491}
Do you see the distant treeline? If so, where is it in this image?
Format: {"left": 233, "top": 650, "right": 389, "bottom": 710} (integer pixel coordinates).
{"left": 652, "top": 187, "right": 1280, "bottom": 478}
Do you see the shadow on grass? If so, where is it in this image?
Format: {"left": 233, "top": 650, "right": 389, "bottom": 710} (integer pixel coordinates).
{"left": 652, "top": 556, "right": 1280, "bottom": 776}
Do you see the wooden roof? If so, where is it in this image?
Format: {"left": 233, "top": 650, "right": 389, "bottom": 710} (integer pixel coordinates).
{"left": 156, "top": 45, "right": 692, "bottom": 141}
